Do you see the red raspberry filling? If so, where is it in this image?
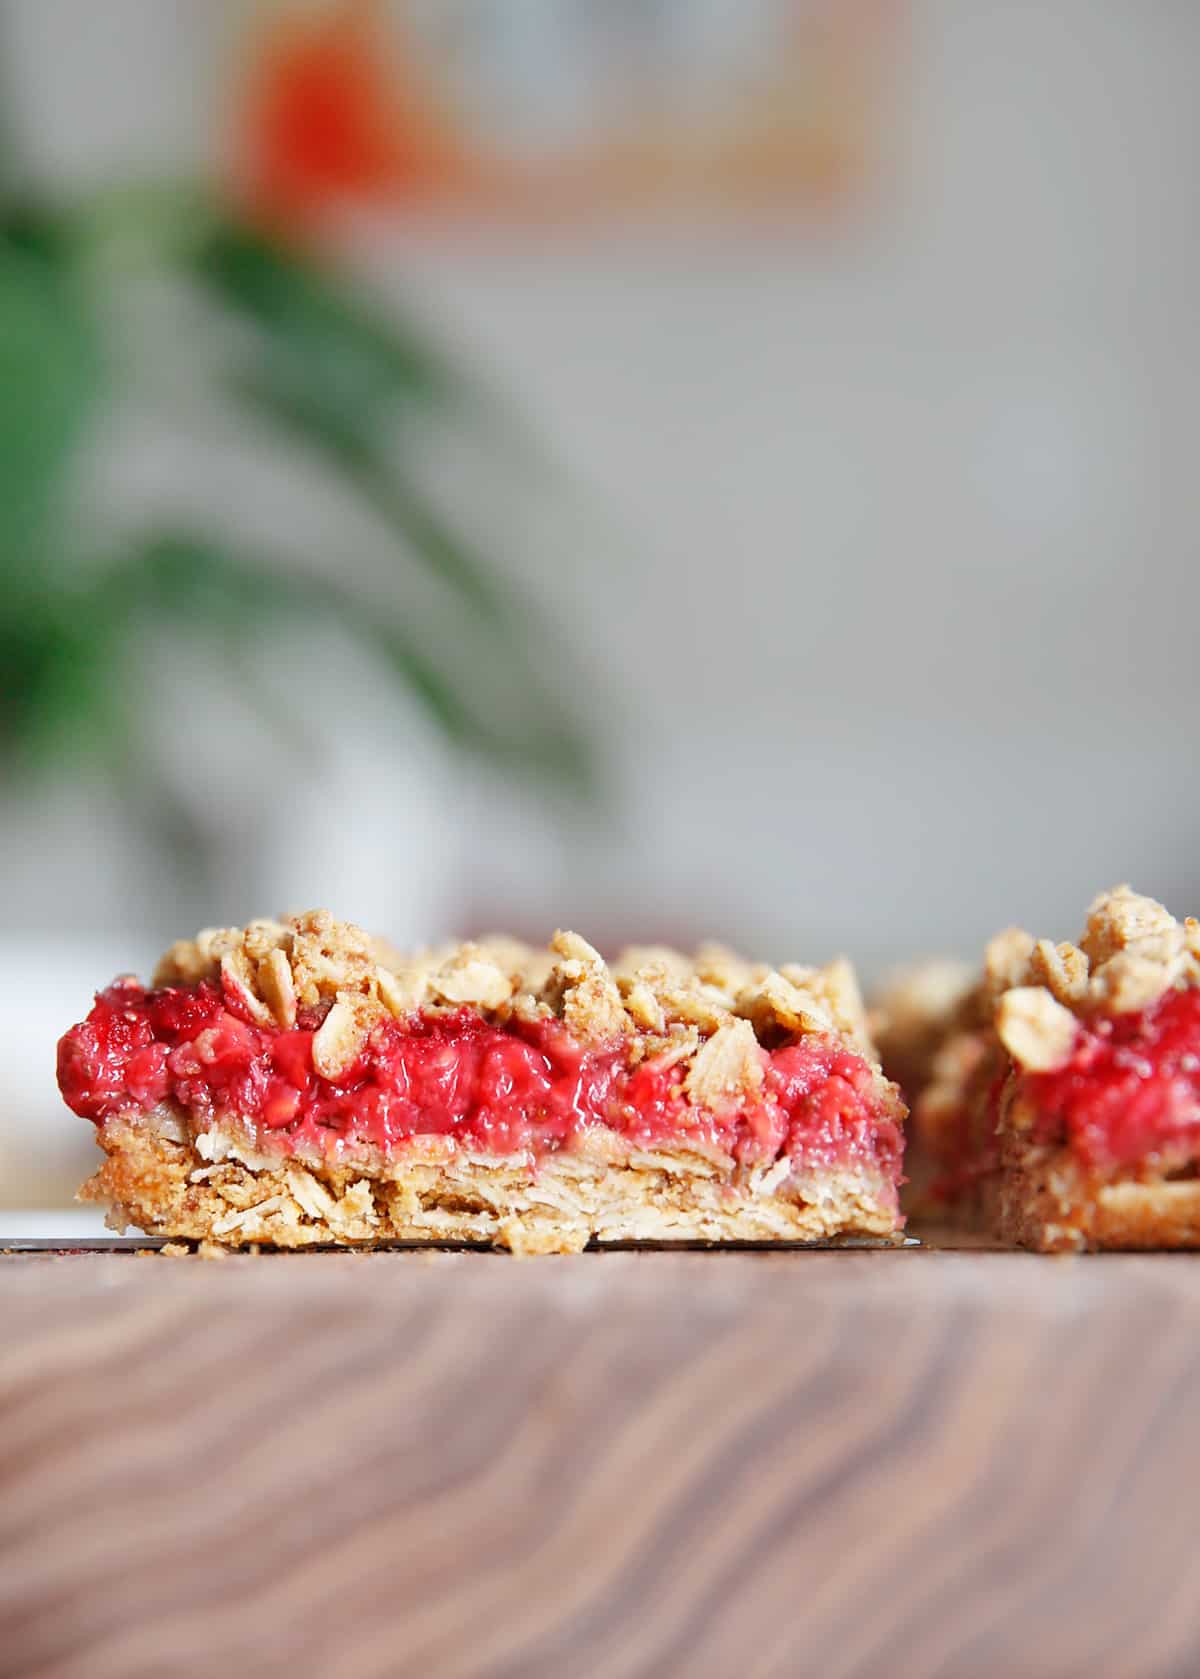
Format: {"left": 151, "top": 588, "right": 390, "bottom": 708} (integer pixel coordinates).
{"left": 58, "top": 976, "right": 902, "bottom": 1184}
{"left": 1012, "top": 987, "right": 1200, "bottom": 1170}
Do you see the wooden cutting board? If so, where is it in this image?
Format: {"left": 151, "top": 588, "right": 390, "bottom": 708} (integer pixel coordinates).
{"left": 1, "top": 1245, "right": 1197, "bottom": 1679}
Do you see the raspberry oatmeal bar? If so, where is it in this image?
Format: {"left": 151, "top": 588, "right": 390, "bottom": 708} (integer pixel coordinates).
{"left": 913, "top": 886, "right": 1200, "bottom": 1250}
{"left": 57, "top": 914, "right": 907, "bottom": 1253}
{"left": 870, "top": 958, "right": 975, "bottom": 1214}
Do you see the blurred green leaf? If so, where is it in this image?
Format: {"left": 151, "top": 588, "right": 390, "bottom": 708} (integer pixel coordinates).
{"left": 0, "top": 601, "right": 122, "bottom": 767}
{"left": 186, "top": 219, "right": 594, "bottom": 781}
{"left": 0, "top": 238, "right": 100, "bottom": 593}
{"left": 191, "top": 221, "right": 452, "bottom": 411}
{"left": 0, "top": 190, "right": 596, "bottom": 816}
{"left": 69, "top": 182, "right": 216, "bottom": 276}
{"left": 188, "top": 217, "right": 514, "bottom": 618}
{"left": 0, "top": 203, "right": 74, "bottom": 264}
{"left": 357, "top": 610, "right": 594, "bottom": 786}
{"left": 134, "top": 531, "right": 289, "bottom": 628}
{"left": 199, "top": 352, "right": 597, "bottom": 779}
{"left": 226, "top": 381, "right": 596, "bottom": 783}
{"left": 359, "top": 613, "right": 592, "bottom": 784}
{"left": 230, "top": 365, "right": 517, "bottom": 621}
{"left": 107, "top": 532, "right": 592, "bottom": 782}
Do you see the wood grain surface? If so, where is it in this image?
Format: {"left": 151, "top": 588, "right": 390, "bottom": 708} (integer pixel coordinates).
{"left": 2, "top": 1248, "right": 1199, "bottom": 1679}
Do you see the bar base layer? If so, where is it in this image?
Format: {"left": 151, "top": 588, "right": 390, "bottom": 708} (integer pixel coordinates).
{"left": 80, "top": 1108, "right": 902, "bottom": 1254}
{"left": 982, "top": 1133, "right": 1200, "bottom": 1252}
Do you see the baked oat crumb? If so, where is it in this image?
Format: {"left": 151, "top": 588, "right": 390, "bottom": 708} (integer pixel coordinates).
{"left": 257, "top": 947, "right": 297, "bottom": 1029}
{"left": 154, "top": 1239, "right": 227, "bottom": 1260}
{"left": 1027, "top": 939, "right": 1090, "bottom": 1007}
{"left": 1080, "top": 884, "right": 1180, "bottom": 967}
{"left": 984, "top": 928, "right": 1037, "bottom": 1001}
{"left": 311, "top": 997, "right": 371, "bottom": 1081}
{"left": 996, "top": 986, "right": 1078, "bottom": 1071}
{"left": 618, "top": 976, "right": 666, "bottom": 1033}
{"left": 1089, "top": 950, "right": 1177, "bottom": 1013}
{"left": 685, "top": 1019, "right": 764, "bottom": 1107}
{"left": 429, "top": 946, "right": 512, "bottom": 1010}
{"left": 971, "top": 888, "right": 1195, "bottom": 1034}
{"left": 545, "top": 930, "right": 633, "bottom": 1044}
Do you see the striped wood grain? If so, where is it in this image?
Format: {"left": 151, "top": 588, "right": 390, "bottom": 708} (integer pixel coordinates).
{"left": 1, "top": 1250, "right": 1199, "bottom": 1679}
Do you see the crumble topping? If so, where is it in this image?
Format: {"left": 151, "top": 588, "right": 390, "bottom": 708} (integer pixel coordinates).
{"left": 983, "top": 928, "right": 1038, "bottom": 1004}
{"left": 981, "top": 887, "right": 1200, "bottom": 1070}
{"left": 427, "top": 946, "right": 514, "bottom": 1011}
{"left": 995, "top": 985, "right": 1078, "bottom": 1072}
{"left": 311, "top": 995, "right": 378, "bottom": 1081}
{"left": 146, "top": 910, "right": 888, "bottom": 1103}
{"left": 542, "top": 930, "right": 629, "bottom": 1044}
{"left": 1026, "top": 939, "right": 1090, "bottom": 1007}
{"left": 870, "top": 957, "right": 976, "bottom": 1090}
{"left": 1080, "top": 886, "right": 1181, "bottom": 969}
{"left": 685, "top": 1019, "right": 765, "bottom": 1107}
{"left": 915, "top": 886, "right": 1200, "bottom": 1090}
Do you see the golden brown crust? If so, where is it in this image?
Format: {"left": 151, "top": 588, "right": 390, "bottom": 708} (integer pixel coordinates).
{"left": 80, "top": 1108, "right": 902, "bottom": 1255}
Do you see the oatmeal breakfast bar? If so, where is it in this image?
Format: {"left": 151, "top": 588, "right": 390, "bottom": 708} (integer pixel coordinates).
{"left": 870, "top": 957, "right": 975, "bottom": 1215}
{"left": 57, "top": 913, "right": 907, "bottom": 1252}
{"left": 910, "top": 885, "right": 1200, "bottom": 1251}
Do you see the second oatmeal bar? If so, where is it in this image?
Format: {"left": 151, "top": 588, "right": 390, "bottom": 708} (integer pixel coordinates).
{"left": 910, "top": 885, "right": 1200, "bottom": 1250}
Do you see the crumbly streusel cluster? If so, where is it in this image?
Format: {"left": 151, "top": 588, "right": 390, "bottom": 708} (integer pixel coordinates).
{"left": 152, "top": 912, "right": 882, "bottom": 1104}
{"left": 984, "top": 886, "right": 1200, "bottom": 1072}
{"left": 893, "top": 887, "right": 1200, "bottom": 1097}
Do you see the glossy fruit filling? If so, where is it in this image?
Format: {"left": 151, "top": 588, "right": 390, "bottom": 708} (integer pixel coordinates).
{"left": 1007, "top": 987, "right": 1200, "bottom": 1170}
{"left": 58, "top": 975, "right": 902, "bottom": 1182}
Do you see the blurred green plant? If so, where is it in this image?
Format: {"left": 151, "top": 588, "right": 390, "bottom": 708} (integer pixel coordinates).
{"left": 0, "top": 185, "right": 593, "bottom": 858}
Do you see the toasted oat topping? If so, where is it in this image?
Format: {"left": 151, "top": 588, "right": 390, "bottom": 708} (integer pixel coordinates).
{"left": 1026, "top": 939, "right": 1090, "bottom": 1007}
{"left": 1080, "top": 885, "right": 1181, "bottom": 970}
{"left": 428, "top": 945, "right": 513, "bottom": 1011}
{"left": 869, "top": 956, "right": 978, "bottom": 1099}
{"left": 685, "top": 1019, "right": 765, "bottom": 1108}
{"left": 148, "top": 911, "right": 889, "bottom": 1103}
{"left": 871, "top": 958, "right": 976, "bottom": 1048}
{"left": 985, "top": 887, "right": 1195, "bottom": 1035}
{"left": 996, "top": 986, "right": 1079, "bottom": 1072}
{"left": 917, "top": 887, "right": 1200, "bottom": 1089}
{"left": 983, "top": 928, "right": 1038, "bottom": 1004}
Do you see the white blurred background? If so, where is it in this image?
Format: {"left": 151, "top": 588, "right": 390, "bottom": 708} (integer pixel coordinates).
{"left": 1, "top": 0, "right": 1198, "bottom": 1203}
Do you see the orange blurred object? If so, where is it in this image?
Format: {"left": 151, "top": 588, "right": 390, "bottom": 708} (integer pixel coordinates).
{"left": 231, "top": 0, "right": 480, "bottom": 229}
{"left": 228, "top": 0, "right": 901, "bottom": 228}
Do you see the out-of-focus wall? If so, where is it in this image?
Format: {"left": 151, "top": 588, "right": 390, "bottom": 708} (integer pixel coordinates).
{"left": 3, "top": 0, "right": 1198, "bottom": 976}
{"left": 392, "top": 0, "right": 1200, "bottom": 972}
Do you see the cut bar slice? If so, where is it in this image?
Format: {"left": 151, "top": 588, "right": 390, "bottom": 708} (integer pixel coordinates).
{"left": 911, "top": 885, "right": 1200, "bottom": 1251}
{"left": 57, "top": 913, "right": 907, "bottom": 1253}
